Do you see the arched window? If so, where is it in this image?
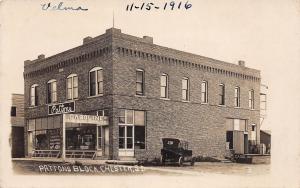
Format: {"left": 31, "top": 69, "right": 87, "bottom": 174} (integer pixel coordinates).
{"left": 30, "top": 84, "right": 39, "bottom": 106}
{"left": 66, "top": 74, "right": 78, "bottom": 100}
{"left": 89, "top": 67, "right": 103, "bottom": 96}
{"left": 47, "top": 79, "right": 57, "bottom": 103}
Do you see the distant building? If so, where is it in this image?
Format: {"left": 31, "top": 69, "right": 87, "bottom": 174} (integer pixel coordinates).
{"left": 23, "top": 28, "right": 261, "bottom": 160}
{"left": 11, "top": 94, "right": 25, "bottom": 158}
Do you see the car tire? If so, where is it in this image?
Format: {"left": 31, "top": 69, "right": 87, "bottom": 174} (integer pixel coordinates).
{"left": 178, "top": 157, "right": 183, "bottom": 167}
{"left": 160, "top": 155, "right": 165, "bottom": 165}
{"left": 190, "top": 158, "right": 195, "bottom": 166}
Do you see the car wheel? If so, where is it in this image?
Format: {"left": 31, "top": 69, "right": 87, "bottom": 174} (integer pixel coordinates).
{"left": 178, "top": 157, "right": 183, "bottom": 167}
{"left": 190, "top": 158, "right": 195, "bottom": 166}
{"left": 160, "top": 155, "right": 165, "bottom": 165}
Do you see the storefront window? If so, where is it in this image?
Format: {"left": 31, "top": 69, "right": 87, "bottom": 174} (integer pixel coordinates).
{"left": 118, "top": 110, "right": 146, "bottom": 150}
{"left": 35, "top": 130, "right": 48, "bottom": 150}
{"left": 135, "top": 126, "right": 145, "bottom": 149}
{"left": 66, "top": 126, "right": 96, "bottom": 150}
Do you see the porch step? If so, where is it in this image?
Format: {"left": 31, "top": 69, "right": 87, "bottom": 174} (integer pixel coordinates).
{"left": 119, "top": 157, "right": 137, "bottom": 161}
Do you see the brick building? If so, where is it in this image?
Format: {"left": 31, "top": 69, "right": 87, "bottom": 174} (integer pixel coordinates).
{"left": 11, "top": 94, "right": 25, "bottom": 158}
{"left": 23, "top": 28, "right": 261, "bottom": 160}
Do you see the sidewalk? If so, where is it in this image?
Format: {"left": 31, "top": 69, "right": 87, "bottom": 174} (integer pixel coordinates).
{"left": 12, "top": 158, "right": 139, "bottom": 165}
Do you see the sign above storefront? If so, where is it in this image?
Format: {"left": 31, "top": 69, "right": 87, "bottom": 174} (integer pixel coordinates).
{"left": 48, "top": 101, "right": 75, "bottom": 115}
{"left": 64, "top": 114, "right": 109, "bottom": 125}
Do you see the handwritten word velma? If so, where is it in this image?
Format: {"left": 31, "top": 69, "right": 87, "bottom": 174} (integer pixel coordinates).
{"left": 41, "top": 2, "right": 88, "bottom": 11}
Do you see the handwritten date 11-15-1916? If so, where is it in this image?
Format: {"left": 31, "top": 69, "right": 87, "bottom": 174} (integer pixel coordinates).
{"left": 126, "top": 1, "right": 192, "bottom": 11}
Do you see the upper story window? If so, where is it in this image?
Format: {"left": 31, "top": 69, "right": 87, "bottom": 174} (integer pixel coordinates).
{"left": 234, "top": 87, "right": 240, "bottom": 107}
{"left": 89, "top": 67, "right": 103, "bottom": 96}
{"left": 66, "top": 74, "right": 78, "bottom": 100}
{"left": 136, "top": 69, "right": 145, "bottom": 95}
{"left": 47, "top": 79, "right": 57, "bottom": 104}
{"left": 219, "top": 84, "right": 225, "bottom": 105}
{"left": 160, "top": 73, "right": 168, "bottom": 98}
{"left": 201, "top": 81, "right": 208, "bottom": 103}
{"left": 30, "top": 84, "right": 39, "bottom": 106}
{"left": 182, "top": 77, "right": 189, "bottom": 101}
{"left": 11, "top": 106, "right": 16, "bottom": 117}
{"left": 249, "top": 89, "right": 255, "bottom": 109}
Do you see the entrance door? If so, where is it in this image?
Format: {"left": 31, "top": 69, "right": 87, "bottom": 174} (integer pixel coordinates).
{"left": 244, "top": 133, "right": 249, "bottom": 154}
{"left": 233, "top": 131, "right": 244, "bottom": 154}
{"left": 119, "top": 126, "right": 134, "bottom": 157}
{"left": 104, "top": 126, "right": 109, "bottom": 156}
{"left": 27, "top": 132, "right": 33, "bottom": 156}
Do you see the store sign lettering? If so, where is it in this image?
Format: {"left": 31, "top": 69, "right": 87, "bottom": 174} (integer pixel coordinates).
{"left": 48, "top": 102, "right": 75, "bottom": 115}
{"left": 64, "top": 114, "right": 109, "bottom": 125}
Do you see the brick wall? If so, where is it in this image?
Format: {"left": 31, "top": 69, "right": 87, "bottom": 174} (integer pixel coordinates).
{"left": 24, "top": 28, "right": 261, "bottom": 160}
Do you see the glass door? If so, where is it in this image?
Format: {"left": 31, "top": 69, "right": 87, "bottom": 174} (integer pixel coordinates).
{"left": 119, "top": 126, "right": 134, "bottom": 156}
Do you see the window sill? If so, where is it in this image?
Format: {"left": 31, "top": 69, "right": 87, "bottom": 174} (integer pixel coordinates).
{"left": 28, "top": 106, "right": 38, "bottom": 109}
{"left": 87, "top": 94, "right": 103, "bottom": 99}
{"left": 135, "top": 95, "right": 146, "bottom": 98}
{"left": 160, "top": 97, "right": 170, "bottom": 101}
{"left": 234, "top": 106, "right": 241, "bottom": 109}
{"left": 201, "top": 102, "right": 208, "bottom": 105}
{"left": 182, "top": 100, "right": 190, "bottom": 103}
{"left": 218, "top": 105, "right": 226, "bottom": 107}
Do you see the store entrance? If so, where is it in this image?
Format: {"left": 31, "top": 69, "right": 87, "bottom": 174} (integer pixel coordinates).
{"left": 103, "top": 126, "right": 109, "bottom": 156}
{"left": 119, "top": 126, "right": 134, "bottom": 157}
{"left": 62, "top": 114, "right": 109, "bottom": 159}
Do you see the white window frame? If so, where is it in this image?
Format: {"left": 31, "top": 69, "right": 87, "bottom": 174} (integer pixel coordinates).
{"left": 234, "top": 86, "right": 240, "bottom": 107}
{"left": 182, "top": 77, "right": 189, "bottom": 101}
{"left": 30, "top": 84, "right": 38, "bottom": 106}
{"left": 160, "top": 73, "right": 169, "bottom": 98}
{"left": 136, "top": 69, "right": 145, "bottom": 95}
{"left": 97, "top": 126, "right": 102, "bottom": 150}
{"left": 89, "top": 67, "right": 103, "bottom": 96}
{"left": 47, "top": 79, "right": 57, "bottom": 104}
{"left": 66, "top": 74, "right": 78, "bottom": 100}
{"left": 219, "top": 83, "right": 225, "bottom": 105}
{"left": 201, "top": 81, "right": 208, "bottom": 103}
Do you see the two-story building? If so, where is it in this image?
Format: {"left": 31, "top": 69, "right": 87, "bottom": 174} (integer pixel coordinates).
{"left": 23, "top": 28, "right": 261, "bottom": 160}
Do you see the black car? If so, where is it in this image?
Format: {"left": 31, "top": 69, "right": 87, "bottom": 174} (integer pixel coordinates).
{"left": 161, "top": 138, "right": 195, "bottom": 166}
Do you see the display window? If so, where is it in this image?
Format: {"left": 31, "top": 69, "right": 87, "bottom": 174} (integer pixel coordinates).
{"left": 66, "top": 126, "right": 96, "bottom": 150}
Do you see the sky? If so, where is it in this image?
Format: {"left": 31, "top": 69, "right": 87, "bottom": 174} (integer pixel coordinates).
{"left": 0, "top": 0, "right": 300, "bottom": 187}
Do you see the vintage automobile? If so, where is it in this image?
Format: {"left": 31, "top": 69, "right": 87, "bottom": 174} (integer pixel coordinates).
{"left": 161, "top": 138, "right": 195, "bottom": 166}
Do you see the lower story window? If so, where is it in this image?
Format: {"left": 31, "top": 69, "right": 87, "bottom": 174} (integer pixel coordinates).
{"left": 118, "top": 110, "right": 146, "bottom": 150}
{"left": 66, "top": 126, "right": 96, "bottom": 150}
{"left": 35, "top": 129, "right": 61, "bottom": 150}
{"left": 119, "top": 126, "right": 133, "bottom": 149}
{"left": 135, "top": 126, "right": 145, "bottom": 149}
{"left": 226, "top": 131, "right": 233, "bottom": 150}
